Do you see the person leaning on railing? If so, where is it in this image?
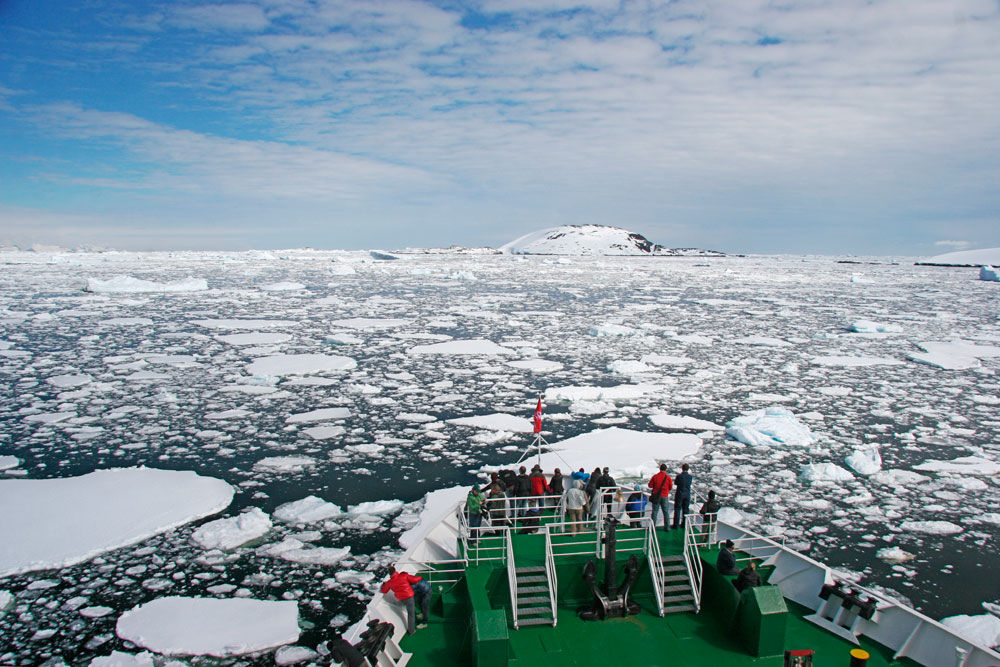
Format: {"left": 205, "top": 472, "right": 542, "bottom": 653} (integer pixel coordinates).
{"left": 647, "top": 464, "right": 673, "bottom": 530}
{"left": 466, "top": 486, "right": 485, "bottom": 545}
{"left": 699, "top": 489, "right": 721, "bottom": 543}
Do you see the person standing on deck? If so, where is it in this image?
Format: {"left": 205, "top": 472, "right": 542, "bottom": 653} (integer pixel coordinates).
{"left": 529, "top": 464, "right": 550, "bottom": 512}
{"left": 564, "top": 479, "right": 587, "bottom": 533}
{"left": 699, "top": 489, "right": 721, "bottom": 544}
{"left": 380, "top": 566, "right": 430, "bottom": 634}
{"left": 466, "top": 486, "right": 485, "bottom": 545}
{"left": 647, "top": 464, "right": 673, "bottom": 530}
{"left": 597, "top": 466, "right": 617, "bottom": 516}
{"left": 626, "top": 484, "right": 648, "bottom": 526}
{"left": 513, "top": 465, "right": 532, "bottom": 517}
{"left": 548, "top": 468, "right": 564, "bottom": 509}
{"left": 584, "top": 467, "right": 602, "bottom": 519}
{"left": 672, "top": 463, "right": 693, "bottom": 530}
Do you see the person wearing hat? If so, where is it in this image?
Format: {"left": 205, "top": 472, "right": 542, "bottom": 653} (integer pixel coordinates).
{"left": 625, "top": 484, "right": 648, "bottom": 525}
{"left": 717, "top": 539, "right": 739, "bottom": 575}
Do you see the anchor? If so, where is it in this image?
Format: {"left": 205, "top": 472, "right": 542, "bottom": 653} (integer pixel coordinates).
{"left": 578, "top": 516, "right": 641, "bottom": 620}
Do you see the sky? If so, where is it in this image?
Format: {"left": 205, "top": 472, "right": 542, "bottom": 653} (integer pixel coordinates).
{"left": 1, "top": 0, "right": 999, "bottom": 254}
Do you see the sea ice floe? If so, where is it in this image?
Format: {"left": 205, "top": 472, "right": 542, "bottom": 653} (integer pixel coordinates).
{"left": 980, "top": 266, "right": 999, "bottom": 282}
{"left": 940, "top": 613, "right": 1000, "bottom": 648}
{"left": 258, "top": 538, "right": 352, "bottom": 566}
{"left": 800, "top": 462, "right": 854, "bottom": 483}
{"left": 876, "top": 546, "right": 915, "bottom": 563}
{"left": 216, "top": 332, "right": 292, "bottom": 346}
{"left": 845, "top": 447, "right": 882, "bottom": 475}
{"left": 640, "top": 354, "right": 694, "bottom": 366}
{"left": 116, "top": 596, "right": 299, "bottom": 657}
{"left": 246, "top": 353, "right": 356, "bottom": 376}
{"left": 810, "top": 356, "right": 904, "bottom": 367}
{"left": 330, "top": 318, "right": 411, "bottom": 329}
{"left": 46, "top": 373, "right": 93, "bottom": 388}
{"left": 406, "top": 339, "right": 515, "bottom": 355}
{"left": 732, "top": 336, "right": 791, "bottom": 347}
{"left": 261, "top": 281, "right": 305, "bottom": 291}
{"left": 89, "top": 651, "right": 158, "bottom": 666}
{"left": 913, "top": 456, "right": 1000, "bottom": 476}
{"left": 908, "top": 340, "right": 1000, "bottom": 370}
{"left": 607, "top": 360, "right": 653, "bottom": 375}
{"left": 899, "top": 520, "right": 963, "bottom": 535}
{"left": 0, "top": 468, "right": 233, "bottom": 577}
{"left": 447, "top": 413, "right": 533, "bottom": 433}
{"left": 871, "top": 469, "right": 931, "bottom": 487}
{"left": 275, "top": 645, "right": 320, "bottom": 665}
{"left": 348, "top": 499, "right": 405, "bottom": 516}
{"left": 848, "top": 320, "right": 903, "bottom": 333}
{"left": 506, "top": 358, "right": 564, "bottom": 372}
{"left": 274, "top": 496, "right": 343, "bottom": 524}
{"left": 252, "top": 456, "right": 316, "bottom": 472}
{"left": 286, "top": 407, "right": 351, "bottom": 423}
{"left": 85, "top": 276, "right": 208, "bottom": 293}
{"left": 303, "top": 425, "right": 346, "bottom": 440}
{"left": 0, "top": 455, "right": 21, "bottom": 470}
{"left": 544, "top": 383, "right": 658, "bottom": 403}
{"left": 649, "top": 414, "right": 724, "bottom": 431}
{"left": 725, "top": 407, "right": 817, "bottom": 448}
{"left": 191, "top": 508, "right": 272, "bottom": 550}
{"left": 192, "top": 318, "right": 299, "bottom": 329}
{"left": 588, "top": 323, "right": 638, "bottom": 337}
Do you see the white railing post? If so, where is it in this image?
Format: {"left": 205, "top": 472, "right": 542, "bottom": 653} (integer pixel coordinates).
{"left": 544, "top": 528, "right": 558, "bottom": 626}
{"left": 683, "top": 512, "right": 703, "bottom": 612}
{"left": 506, "top": 529, "right": 518, "bottom": 630}
{"left": 645, "top": 518, "right": 666, "bottom": 616}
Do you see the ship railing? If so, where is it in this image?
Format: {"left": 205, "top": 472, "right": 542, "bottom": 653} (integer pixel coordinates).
{"left": 644, "top": 517, "right": 667, "bottom": 616}
{"left": 682, "top": 513, "right": 704, "bottom": 613}
{"left": 505, "top": 528, "right": 519, "bottom": 629}
{"left": 392, "top": 557, "right": 468, "bottom": 589}
{"left": 543, "top": 528, "right": 558, "bottom": 626}
{"left": 726, "top": 534, "right": 785, "bottom": 563}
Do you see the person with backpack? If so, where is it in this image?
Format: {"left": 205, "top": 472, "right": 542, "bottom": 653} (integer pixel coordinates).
{"left": 647, "top": 463, "right": 673, "bottom": 530}
{"left": 699, "top": 489, "right": 722, "bottom": 544}
{"left": 513, "top": 465, "right": 532, "bottom": 517}
{"left": 380, "top": 566, "right": 430, "bottom": 634}
{"left": 626, "top": 484, "right": 648, "bottom": 526}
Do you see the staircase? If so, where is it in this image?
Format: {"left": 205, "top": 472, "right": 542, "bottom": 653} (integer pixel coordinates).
{"left": 512, "top": 565, "right": 555, "bottom": 628}
{"left": 659, "top": 555, "right": 697, "bottom": 614}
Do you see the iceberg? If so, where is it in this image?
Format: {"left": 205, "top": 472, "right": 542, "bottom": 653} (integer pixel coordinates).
{"left": 845, "top": 446, "right": 882, "bottom": 475}
{"left": 84, "top": 275, "right": 208, "bottom": 293}
{"left": 980, "top": 266, "right": 999, "bottom": 282}
{"left": 800, "top": 462, "right": 854, "bottom": 483}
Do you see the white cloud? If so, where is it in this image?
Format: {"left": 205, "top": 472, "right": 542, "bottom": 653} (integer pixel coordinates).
{"left": 935, "top": 240, "right": 971, "bottom": 248}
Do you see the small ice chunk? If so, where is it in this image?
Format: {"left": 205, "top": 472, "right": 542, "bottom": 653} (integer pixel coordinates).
{"left": 275, "top": 645, "right": 319, "bottom": 665}
{"left": 725, "top": 407, "right": 817, "bottom": 448}
{"left": 0, "top": 455, "right": 20, "bottom": 471}
{"left": 980, "top": 266, "right": 1000, "bottom": 282}
{"left": 261, "top": 281, "right": 305, "bottom": 291}
{"left": 848, "top": 320, "right": 903, "bottom": 333}
{"left": 800, "top": 463, "right": 854, "bottom": 483}
{"left": 876, "top": 546, "right": 914, "bottom": 563}
{"left": 406, "top": 339, "right": 515, "bottom": 355}
{"left": 81, "top": 606, "right": 115, "bottom": 618}
{"left": 274, "top": 496, "right": 343, "bottom": 524}
{"left": 191, "top": 508, "right": 272, "bottom": 550}
{"left": 253, "top": 456, "right": 316, "bottom": 473}
{"left": 845, "top": 447, "right": 882, "bottom": 476}
{"left": 287, "top": 408, "right": 350, "bottom": 423}
{"left": 247, "top": 354, "right": 356, "bottom": 376}
{"left": 649, "top": 414, "right": 724, "bottom": 431}
{"left": 899, "top": 520, "right": 963, "bottom": 535}
{"left": 347, "top": 499, "right": 404, "bottom": 516}
{"left": 447, "top": 413, "right": 532, "bottom": 433}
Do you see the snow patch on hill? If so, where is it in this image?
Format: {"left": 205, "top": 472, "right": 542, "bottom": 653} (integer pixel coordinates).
{"left": 917, "top": 247, "right": 1000, "bottom": 266}
{"left": 500, "top": 225, "right": 722, "bottom": 257}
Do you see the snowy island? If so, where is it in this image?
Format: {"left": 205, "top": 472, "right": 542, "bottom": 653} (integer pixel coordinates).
{"left": 500, "top": 225, "right": 724, "bottom": 257}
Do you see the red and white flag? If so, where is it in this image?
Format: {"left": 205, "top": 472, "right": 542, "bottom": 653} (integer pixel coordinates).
{"left": 533, "top": 396, "right": 543, "bottom": 434}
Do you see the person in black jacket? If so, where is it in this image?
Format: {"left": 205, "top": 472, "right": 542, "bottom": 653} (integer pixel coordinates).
{"left": 699, "top": 489, "right": 721, "bottom": 544}
{"left": 716, "top": 539, "right": 739, "bottom": 575}
{"left": 672, "top": 463, "right": 693, "bottom": 529}
{"left": 513, "top": 465, "right": 532, "bottom": 517}
{"left": 734, "top": 561, "right": 761, "bottom": 592}
{"left": 548, "top": 468, "right": 564, "bottom": 510}
{"left": 597, "top": 466, "right": 616, "bottom": 515}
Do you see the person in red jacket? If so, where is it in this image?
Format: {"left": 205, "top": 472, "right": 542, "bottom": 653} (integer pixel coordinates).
{"left": 647, "top": 463, "right": 673, "bottom": 530}
{"left": 380, "top": 566, "right": 430, "bottom": 634}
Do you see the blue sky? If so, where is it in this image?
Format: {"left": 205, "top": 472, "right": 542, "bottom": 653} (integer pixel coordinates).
{"left": 1, "top": 0, "right": 998, "bottom": 254}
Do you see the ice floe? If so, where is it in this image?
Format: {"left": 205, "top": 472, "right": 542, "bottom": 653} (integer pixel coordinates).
{"left": 85, "top": 276, "right": 208, "bottom": 293}
{"left": 913, "top": 456, "right": 1000, "bottom": 475}
{"left": 725, "top": 407, "right": 817, "bottom": 448}
{"left": 274, "top": 496, "right": 343, "bottom": 524}
{"left": 216, "top": 332, "right": 292, "bottom": 345}
{"left": 246, "top": 353, "right": 356, "bottom": 376}
{"left": 908, "top": 340, "right": 1000, "bottom": 370}
{"left": 649, "top": 414, "right": 724, "bottom": 431}
{"left": 406, "top": 339, "right": 514, "bottom": 355}
{"left": 800, "top": 462, "right": 854, "bottom": 483}
{"left": 845, "top": 446, "right": 882, "bottom": 475}
{"left": 261, "top": 281, "right": 305, "bottom": 291}
{"left": 848, "top": 320, "right": 903, "bottom": 333}
{"left": 506, "top": 358, "right": 564, "bottom": 372}
{"left": 191, "top": 508, "right": 272, "bottom": 550}
{"left": 286, "top": 407, "right": 351, "bottom": 423}
{"left": 810, "top": 355, "right": 904, "bottom": 367}
{"left": 253, "top": 456, "right": 316, "bottom": 472}
{"left": 116, "top": 596, "right": 299, "bottom": 657}
{"left": 0, "top": 468, "right": 233, "bottom": 576}
{"left": 899, "top": 520, "right": 963, "bottom": 535}
{"left": 447, "top": 413, "right": 533, "bottom": 433}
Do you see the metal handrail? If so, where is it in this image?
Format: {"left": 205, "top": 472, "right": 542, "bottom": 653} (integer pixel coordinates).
{"left": 543, "top": 529, "right": 558, "bottom": 627}
{"left": 683, "top": 511, "right": 703, "bottom": 613}
{"left": 505, "top": 529, "right": 518, "bottom": 629}
{"left": 645, "top": 518, "right": 666, "bottom": 616}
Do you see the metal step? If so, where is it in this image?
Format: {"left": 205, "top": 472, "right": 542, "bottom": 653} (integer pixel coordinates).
{"left": 663, "top": 604, "right": 696, "bottom": 614}
{"left": 662, "top": 584, "right": 691, "bottom": 593}
{"left": 660, "top": 555, "right": 685, "bottom": 562}
{"left": 515, "top": 566, "right": 545, "bottom": 574}
{"left": 662, "top": 574, "right": 688, "bottom": 583}
{"left": 516, "top": 575, "right": 547, "bottom": 584}
{"left": 517, "top": 595, "right": 550, "bottom": 605}
{"left": 517, "top": 585, "right": 549, "bottom": 594}
{"left": 518, "top": 606, "right": 552, "bottom": 616}
{"left": 664, "top": 593, "right": 694, "bottom": 603}
{"left": 518, "top": 617, "right": 554, "bottom": 627}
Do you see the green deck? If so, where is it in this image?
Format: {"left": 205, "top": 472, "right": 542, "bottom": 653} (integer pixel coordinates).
{"left": 399, "top": 515, "right": 919, "bottom": 667}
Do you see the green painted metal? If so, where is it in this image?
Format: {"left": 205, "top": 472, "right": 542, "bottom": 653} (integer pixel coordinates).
{"left": 399, "top": 518, "right": 921, "bottom": 667}
{"left": 735, "top": 585, "right": 788, "bottom": 657}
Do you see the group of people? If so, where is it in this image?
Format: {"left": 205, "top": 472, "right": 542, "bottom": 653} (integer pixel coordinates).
{"left": 464, "top": 461, "right": 723, "bottom": 538}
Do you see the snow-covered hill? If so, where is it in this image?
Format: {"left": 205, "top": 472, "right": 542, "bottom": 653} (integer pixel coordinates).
{"left": 500, "top": 225, "right": 722, "bottom": 257}
{"left": 917, "top": 247, "right": 1000, "bottom": 267}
